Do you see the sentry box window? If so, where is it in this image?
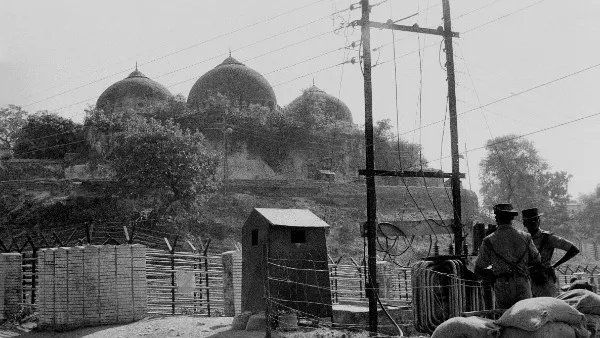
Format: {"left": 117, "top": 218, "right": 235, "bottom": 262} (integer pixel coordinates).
{"left": 251, "top": 230, "right": 258, "bottom": 246}
{"left": 291, "top": 229, "right": 306, "bottom": 244}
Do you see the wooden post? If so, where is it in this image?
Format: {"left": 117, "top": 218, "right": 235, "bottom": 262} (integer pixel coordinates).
{"left": 187, "top": 240, "right": 199, "bottom": 314}
{"left": 350, "top": 257, "right": 364, "bottom": 300}
{"left": 333, "top": 264, "right": 339, "bottom": 304}
{"left": 65, "top": 229, "right": 77, "bottom": 246}
{"left": 164, "top": 237, "right": 176, "bottom": 315}
{"left": 52, "top": 232, "right": 63, "bottom": 247}
{"left": 202, "top": 239, "right": 211, "bottom": 316}
{"left": 403, "top": 269, "right": 409, "bottom": 301}
{"left": 440, "top": 0, "right": 463, "bottom": 256}
{"left": 359, "top": 0, "right": 379, "bottom": 332}
{"left": 263, "top": 241, "right": 272, "bottom": 338}
{"left": 129, "top": 224, "right": 135, "bottom": 245}
{"left": 123, "top": 226, "right": 130, "bottom": 244}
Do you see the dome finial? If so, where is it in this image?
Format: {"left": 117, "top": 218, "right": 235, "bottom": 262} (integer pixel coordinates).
{"left": 229, "top": 48, "right": 231, "bottom": 57}
{"left": 135, "top": 61, "right": 138, "bottom": 71}
{"left": 312, "top": 78, "right": 315, "bottom": 86}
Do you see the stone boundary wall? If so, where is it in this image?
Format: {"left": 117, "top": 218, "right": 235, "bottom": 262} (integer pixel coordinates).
{"left": 0, "top": 253, "right": 22, "bottom": 322}
{"left": 37, "top": 245, "right": 147, "bottom": 329}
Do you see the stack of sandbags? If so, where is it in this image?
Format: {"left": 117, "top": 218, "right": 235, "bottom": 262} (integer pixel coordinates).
{"left": 500, "top": 322, "right": 583, "bottom": 338}
{"left": 585, "top": 315, "right": 600, "bottom": 338}
{"left": 494, "top": 297, "right": 588, "bottom": 338}
{"left": 558, "top": 289, "right": 600, "bottom": 337}
{"left": 431, "top": 316, "right": 502, "bottom": 338}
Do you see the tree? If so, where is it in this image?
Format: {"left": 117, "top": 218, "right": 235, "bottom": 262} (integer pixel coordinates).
{"left": 107, "top": 117, "right": 220, "bottom": 213}
{"left": 0, "top": 105, "right": 28, "bottom": 153}
{"left": 370, "top": 119, "right": 426, "bottom": 185}
{"left": 13, "top": 112, "right": 88, "bottom": 159}
{"left": 479, "top": 135, "right": 571, "bottom": 228}
{"left": 572, "top": 185, "right": 600, "bottom": 242}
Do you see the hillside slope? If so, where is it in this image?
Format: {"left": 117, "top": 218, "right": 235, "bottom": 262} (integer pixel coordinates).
{"left": 198, "top": 179, "right": 478, "bottom": 257}
{"left": 1, "top": 178, "right": 478, "bottom": 257}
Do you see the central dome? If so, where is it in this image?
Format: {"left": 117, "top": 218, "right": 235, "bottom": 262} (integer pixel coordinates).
{"left": 187, "top": 56, "right": 277, "bottom": 109}
{"left": 96, "top": 69, "right": 173, "bottom": 112}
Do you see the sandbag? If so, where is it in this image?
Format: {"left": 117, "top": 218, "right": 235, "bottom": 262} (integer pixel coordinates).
{"left": 585, "top": 314, "right": 600, "bottom": 338}
{"left": 558, "top": 289, "right": 600, "bottom": 315}
{"left": 231, "top": 311, "right": 252, "bottom": 330}
{"left": 574, "top": 322, "right": 594, "bottom": 338}
{"left": 431, "top": 316, "right": 502, "bottom": 338}
{"left": 245, "top": 312, "right": 267, "bottom": 331}
{"left": 495, "top": 297, "right": 585, "bottom": 331}
{"left": 500, "top": 321, "right": 577, "bottom": 338}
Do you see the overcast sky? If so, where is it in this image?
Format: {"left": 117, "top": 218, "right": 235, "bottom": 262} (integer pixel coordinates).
{"left": 2, "top": 0, "right": 599, "bottom": 203}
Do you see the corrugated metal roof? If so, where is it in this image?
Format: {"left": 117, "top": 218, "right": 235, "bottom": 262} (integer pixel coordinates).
{"left": 254, "top": 208, "right": 330, "bottom": 228}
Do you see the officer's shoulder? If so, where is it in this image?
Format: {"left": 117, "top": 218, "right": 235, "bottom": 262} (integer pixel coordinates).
{"left": 515, "top": 229, "right": 531, "bottom": 239}
{"left": 482, "top": 233, "right": 496, "bottom": 241}
{"left": 540, "top": 229, "right": 554, "bottom": 236}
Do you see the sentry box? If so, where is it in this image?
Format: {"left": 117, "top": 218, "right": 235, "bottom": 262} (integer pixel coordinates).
{"left": 241, "top": 208, "right": 332, "bottom": 319}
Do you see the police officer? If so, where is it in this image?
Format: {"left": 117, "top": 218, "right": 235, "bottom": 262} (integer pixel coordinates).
{"left": 475, "top": 203, "right": 541, "bottom": 309}
{"left": 522, "top": 207, "right": 580, "bottom": 297}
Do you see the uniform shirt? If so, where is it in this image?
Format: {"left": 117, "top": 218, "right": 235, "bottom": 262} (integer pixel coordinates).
{"left": 531, "top": 229, "right": 574, "bottom": 267}
{"left": 475, "top": 223, "right": 541, "bottom": 276}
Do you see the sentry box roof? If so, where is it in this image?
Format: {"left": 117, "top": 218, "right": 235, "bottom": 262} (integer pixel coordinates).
{"left": 254, "top": 208, "right": 330, "bottom": 228}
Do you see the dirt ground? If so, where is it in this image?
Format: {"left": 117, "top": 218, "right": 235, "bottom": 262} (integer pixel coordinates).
{"left": 0, "top": 316, "right": 428, "bottom": 338}
{"left": 0, "top": 316, "right": 265, "bottom": 338}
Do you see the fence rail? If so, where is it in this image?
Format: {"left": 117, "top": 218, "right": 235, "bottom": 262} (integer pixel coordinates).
{"left": 2, "top": 224, "right": 230, "bottom": 317}
{"left": 7, "top": 223, "right": 600, "bottom": 320}
{"left": 145, "top": 247, "right": 224, "bottom": 316}
{"left": 327, "top": 256, "right": 412, "bottom": 307}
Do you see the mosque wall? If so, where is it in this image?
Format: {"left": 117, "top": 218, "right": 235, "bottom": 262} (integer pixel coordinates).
{"left": 221, "top": 142, "right": 279, "bottom": 180}
{"left": 94, "top": 57, "right": 361, "bottom": 184}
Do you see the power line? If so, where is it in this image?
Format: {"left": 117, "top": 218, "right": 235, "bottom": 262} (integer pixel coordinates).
{"left": 406, "top": 110, "right": 600, "bottom": 170}
{"left": 33, "top": 0, "right": 534, "bottom": 116}
{"left": 11, "top": 0, "right": 586, "bottom": 160}
{"left": 20, "top": 58, "right": 600, "bottom": 163}
{"left": 463, "top": 0, "right": 548, "bottom": 34}
{"left": 155, "top": 13, "right": 337, "bottom": 80}
{"left": 20, "top": 0, "right": 339, "bottom": 109}
{"left": 13, "top": 108, "right": 597, "bottom": 184}
{"left": 398, "top": 61, "right": 600, "bottom": 139}
{"left": 44, "top": 19, "right": 359, "bottom": 114}
{"left": 26, "top": 58, "right": 600, "bottom": 167}
{"left": 454, "top": 0, "right": 507, "bottom": 20}
{"left": 46, "top": 40, "right": 356, "bottom": 114}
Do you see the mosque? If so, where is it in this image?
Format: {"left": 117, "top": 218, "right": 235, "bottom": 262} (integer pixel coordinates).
{"left": 95, "top": 55, "right": 361, "bottom": 182}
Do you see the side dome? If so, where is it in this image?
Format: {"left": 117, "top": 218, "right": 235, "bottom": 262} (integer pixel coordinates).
{"left": 287, "top": 85, "right": 353, "bottom": 123}
{"left": 96, "top": 69, "right": 173, "bottom": 112}
{"left": 187, "top": 56, "right": 277, "bottom": 109}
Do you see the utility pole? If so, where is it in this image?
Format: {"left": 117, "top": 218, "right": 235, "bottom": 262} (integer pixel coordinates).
{"left": 442, "top": 0, "right": 463, "bottom": 256}
{"left": 357, "top": 0, "right": 463, "bottom": 333}
{"left": 357, "top": 0, "right": 463, "bottom": 255}
{"left": 359, "top": 0, "right": 379, "bottom": 334}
